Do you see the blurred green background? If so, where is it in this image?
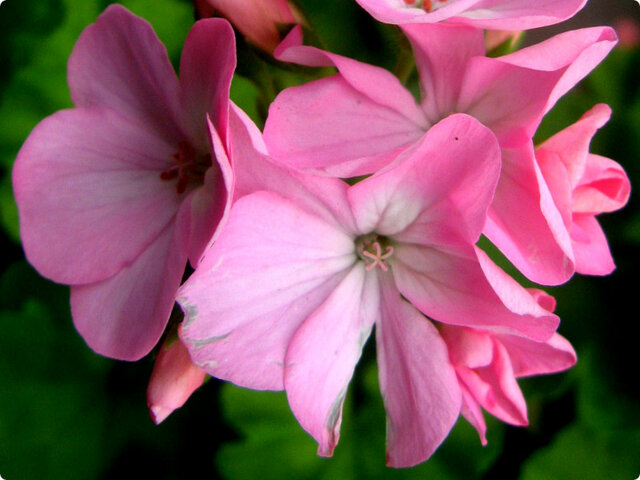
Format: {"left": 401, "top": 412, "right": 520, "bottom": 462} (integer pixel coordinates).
{"left": 0, "top": 0, "right": 639, "bottom": 479}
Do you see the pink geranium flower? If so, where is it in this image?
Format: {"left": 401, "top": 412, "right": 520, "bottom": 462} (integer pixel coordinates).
{"left": 536, "top": 104, "right": 631, "bottom": 275}
{"left": 195, "top": 0, "right": 302, "bottom": 53}
{"left": 355, "top": 0, "right": 586, "bottom": 30}
{"left": 12, "top": 5, "right": 235, "bottom": 360}
{"left": 441, "top": 289, "right": 576, "bottom": 444}
{"left": 263, "top": 24, "right": 617, "bottom": 285}
{"left": 178, "top": 107, "right": 559, "bottom": 467}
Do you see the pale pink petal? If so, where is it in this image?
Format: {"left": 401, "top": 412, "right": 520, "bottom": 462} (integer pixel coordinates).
{"left": 229, "top": 104, "right": 358, "bottom": 232}
{"left": 71, "top": 222, "right": 187, "bottom": 361}
{"left": 376, "top": 275, "right": 461, "bottom": 468}
{"left": 484, "top": 141, "right": 575, "bottom": 285}
{"left": 265, "top": 26, "right": 427, "bottom": 176}
{"left": 285, "top": 265, "right": 379, "bottom": 457}
{"left": 570, "top": 214, "right": 615, "bottom": 275}
{"left": 348, "top": 114, "right": 501, "bottom": 246}
{"left": 440, "top": 326, "right": 494, "bottom": 369}
{"left": 536, "top": 146, "right": 574, "bottom": 229}
{"left": 67, "top": 4, "right": 183, "bottom": 144}
{"left": 179, "top": 18, "right": 235, "bottom": 150}
{"left": 499, "top": 333, "right": 576, "bottom": 377}
{"left": 264, "top": 76, "right": 424, "bottom": 177}
{"left": 147, "top": 337, "right": 206, "bottom": 424}
{"left": 13, "top": 108, "right": 181, "bottom": 285}
{"left": 458, "top": 58, "right": 564, "bottom": 143}
{"left": 537, "top": 104, "right": 612, "bottom": 188}
{"left": 454, "top": 0, "right": 587, "bottom": 30}
{"left": 391, "top": 244, "right": 559, "bottom": 340}
{"left": 460, "top": 382, "right": 488, "bottom": 445}
{"left": 354, "top": 0, "right": 479, "bottom": 25}
{"left": 573, "top": 154, "right": 630, "bottom": 214}
{"left": 401, "top": 23, "right": 485, "bottom": 123}
{"left": 498, "top": 27, "right": 617, "bottom": 114}
{"left": 178, "top": 191, "right": 356, "bottom": 390}
{"left": 457, "top": 341, "right": 528, "bottom": 426}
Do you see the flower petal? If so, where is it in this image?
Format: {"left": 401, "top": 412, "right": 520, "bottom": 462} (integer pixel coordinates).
{"left": 13, "top": 108, "right": 181, "bottom": 285}
{"left": 392, "top": 244, "right": 559, "bottom": 340}
{"left": 485, "top": 141, "right": 575, "bottom": 285}
{"left": 573, "top": 154, "right": 630, "bottom": 214}
{"left": 179, "top": 17, "right": 235, "bottom": 151}
{"left": 570, "top": 214, "right": 615, "bottom": 275}
{"left": 348, "top": 114, "right": 501, "bottom": 246}
{"left": 178, "top": 191, "right": 356, "bottom": 390}
{"left": 499, "top": 332, "right": 576, "bottom": 377}
{"left": 67, "top": 4, "right": 183, "bottom": 143}
{"left": 285, "top": 265, "right": 379, "bottom": 457}
{"left": 376, "top": 275, "right": 461, "bottom": 468}
{"left": 71, "top": 222, "right": 187, "bottom": 361}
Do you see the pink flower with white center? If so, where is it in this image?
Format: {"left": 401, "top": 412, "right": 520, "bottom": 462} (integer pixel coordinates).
{"left": 263, "top": 24, "right": 617, "bottom": 285}
{"left": 12, "top": 5, "right": 235, "bottom": 360}
{"left": 355, "top": 0, "right": 586, "bottom": 30}
{"left": 195, "top": 0, "right": 302, "bottom": 53}
{"left": 536, "top": 104, "right": 631, "bottom": 275}
{"left": 178, "top": 107, "right": 560, "bottom": 467}
{"left": 441, "top": 289, "right": 576, "bottom": 445}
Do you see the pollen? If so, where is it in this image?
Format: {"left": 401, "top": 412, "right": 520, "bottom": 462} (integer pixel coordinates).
{"left": 403, "top": 0, "right": 450, "bottom": 12}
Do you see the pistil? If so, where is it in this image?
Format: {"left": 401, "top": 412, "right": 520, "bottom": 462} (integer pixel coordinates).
{"left": 356, "top": 234, "right": 394, "bottom": 272}
{"left": 160, "top": 141, "right": 212, "bottom": 194}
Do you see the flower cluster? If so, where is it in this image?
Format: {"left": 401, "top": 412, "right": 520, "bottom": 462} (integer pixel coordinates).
{"left": 12, "top": 0, "right": 629, "bottom": 468}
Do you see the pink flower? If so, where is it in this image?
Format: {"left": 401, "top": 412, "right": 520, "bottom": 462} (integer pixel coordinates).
{"left": 354, "top": 0, "right": 586, "bottom": 30}
{"left": 536, "top": 104, "right": 631, "bottom": 275}
{"left": 12, "top": 5, "right": 235, "bottom": 360}
{"left": 178, "top": 107, "right": 559, "bottom": 467}
{"left": 441, "top": 289, "right": 576, "bottom": 445}
{"left": 196, "top": 0, "right": 302, "bottom": 53}
{"left": 147, "top": 335, "right": 207, "bottom": 424}
{"left": 263, "top": 24, "right": 617, "bottom": 285}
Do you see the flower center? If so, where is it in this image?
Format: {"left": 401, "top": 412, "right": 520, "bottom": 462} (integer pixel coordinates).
{"left": 403, "top": 0, "right": 450, "bottom": 12}
{"left": 356, "top": 234, "right": 394, "bottom": 272}
{"left": 160, "top": 141, "right": 212, "bottom": 194}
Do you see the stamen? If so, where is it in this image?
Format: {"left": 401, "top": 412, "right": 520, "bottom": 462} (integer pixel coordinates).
{"left": 356, "top": 235, "right": 395, "bottom": 272}
{"left": 160, "top": 141, "right": 212, "bottom": 194}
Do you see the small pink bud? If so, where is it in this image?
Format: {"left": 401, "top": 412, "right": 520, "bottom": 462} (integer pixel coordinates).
{"left": 146, "top": 337, "right": 206, "bottom": 424}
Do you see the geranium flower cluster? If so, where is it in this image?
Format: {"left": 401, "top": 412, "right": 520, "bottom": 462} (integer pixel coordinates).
{"left": 12, "top": 0, "right": 630, "bottom": 468}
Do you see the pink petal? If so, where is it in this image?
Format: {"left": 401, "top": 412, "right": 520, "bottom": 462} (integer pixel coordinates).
{"left": 376, "top": 275, "right": 461, "bottom": 468}
{"left": 178, "top": 191, "right": 356, "bottom": 390}
{"left": 457, "top": 341, "right": 528, "bottom": 426}
{"left": 13, "top": 108, "right": 181, "bottom": 285}
{"left": 401, "top": 23, "right": 485, "bottom": 123}
{"left": 460, "top": 382, "right": 488, "bottom": 446}
{"left": 184, "top": 116, "right": 234, "bottom": 266}
{"left": 348, "top": 114, "right": 501, "bottom": 246}
{"left": 440, "top": 326, "right": 494, "bottom": 369}
{"left": 284, "top": 265, "right": 379, "bottom": 457}
{"left": 67, "top": 4, "right": 183, "bottom": 144}
{"left": 391, "top": 244, "right": 559, "bottom": 341}
{"left": 454, "top": 0, "right": 587, "bottom": 30}
{"left": 537, "top": 104, "right": 612, "bottom": 188}
{"left": 71, "top": 222, "right": 187, "bottom": 361}
{"left": 573, "top": 154, "right": 630, "bottom": 214}
{"left": 499, "top": 332, "right": 577, "bottom": 378}
{"left": 485, "top": 141, "right": 575, "bottom": 285}
{"left": 179, "top": 18, "right": 235, "bottom": 150}
{"left": 354, "top": 0, "right": 480, "bottom": 25}
{"left": 229, "top": 103, "right": 358, "bottom": 232}
{"left": 498, "top": 27, "right": 617, "bottom": 114}
{"left": 570, "top": 214, "right": 616, "bottom": 275}
{"left": 147, "top": 337, "right": 206, "bottom": 424}
{"left": 536, "top": 145, "right": 574, "bottom": 229}
{"left": 265, "top": 26, "right": 427, "bottom": 176}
